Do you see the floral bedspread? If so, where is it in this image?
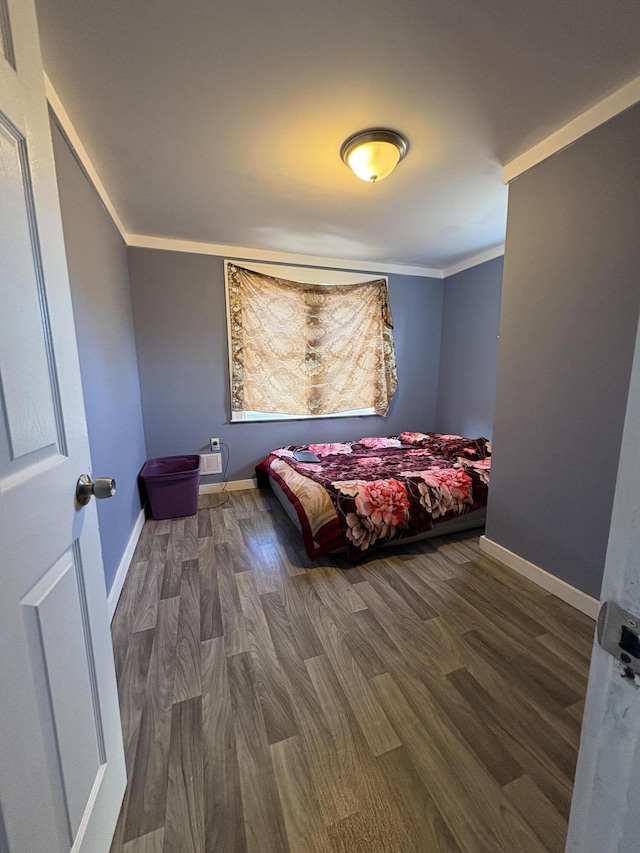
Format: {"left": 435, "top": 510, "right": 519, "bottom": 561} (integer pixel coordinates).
{"left": 256, "top": 432, "right": 491, "bottom": 561}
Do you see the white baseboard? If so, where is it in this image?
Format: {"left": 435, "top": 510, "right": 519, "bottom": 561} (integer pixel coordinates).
{"left": 479, "top": 535, "right": 599, "bottom": 621}
{"left": 108, "top": 509, "right": 146, "bottom": 622}
{"left": 199, "top": 477, "right": 257, "bottom": 494}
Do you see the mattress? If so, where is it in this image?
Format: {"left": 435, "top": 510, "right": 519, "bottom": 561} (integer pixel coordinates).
{"left": 256, "top": 431, "right": 491, "bottom": 561}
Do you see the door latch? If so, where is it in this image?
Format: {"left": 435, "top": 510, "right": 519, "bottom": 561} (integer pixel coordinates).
{"left": 597, "top": 601, "right": 640, "bottom": 675}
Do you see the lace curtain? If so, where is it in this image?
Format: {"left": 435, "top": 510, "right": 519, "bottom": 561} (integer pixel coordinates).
{"left": 227, "top": 264, "right": 398, "bottom": 417}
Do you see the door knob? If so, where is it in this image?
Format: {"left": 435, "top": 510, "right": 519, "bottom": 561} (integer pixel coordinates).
{"left": 76, "top": 474, "right": 117, "bottom": 505}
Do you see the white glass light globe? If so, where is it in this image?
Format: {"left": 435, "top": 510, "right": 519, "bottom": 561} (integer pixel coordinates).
{"left": 346, "top": 140, "right": 402, "bottom": 182}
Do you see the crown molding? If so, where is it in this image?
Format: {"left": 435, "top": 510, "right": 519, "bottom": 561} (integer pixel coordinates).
{"left": 504, "top": 74, "right": 640, "bottom": 184}
{"left": 44, "top": 72, "right": 129, "bottom": 242}
{"left": 127, "top": 234, "right": 444, "bottom": 278}
{"left": 442, "top": 244, "right": 505, "bottom": 278}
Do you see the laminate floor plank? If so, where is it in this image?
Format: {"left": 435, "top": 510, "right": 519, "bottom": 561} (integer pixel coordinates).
{"left": 173, "top": 559, "right": 202, "bottom": 704}
{"left": 261, "top": 592, "right": 358, "bottom": 825}
{"left": 112, "top": 561, "right": 150, "bottom": 673}
{"left": 406, "top": 544, "right": 462, "bottom": 580}
{"left": 220, "top": 508, "right": 245, "bottom": 545}
{"left": 300, "top": 576, "right": 400, "bottom": 757}
{"left": 131, "top": 525, "right": 154, "bottom": 562}
{"left": 227, "top": 652, "right": 291, "bottom": 853}
{"left": 209, "top": 503, "right": 233, "bottom": 544}
{"left": 235, "top": 570, "right": 298, "bottom": 745}
{"left": 112, "top": 498, "right": 592, "bottom": 852}
{"left": 395, "top": 661, "right": 523, "bottom": 787}
{"left": 376, "top": 746, "right": 461, "bottom": 853}
{"left": 469, "top": 553, "right": 594, "bottom": 645}
{"left": 355, "top": 578, "right": 462, "bottom": 676}
{"left": 239, "top": 512, "right": 291, "bottom": 593}
{"left": 452, "top": 627, "right": 580, "bottom": 767}
{"left": 306, "top": 565, "right": 368, "bottom": 614}
{"left": 163, "top": 696, "right": 205, "bottom": 853}
{"left": 134, "top": 535, "right": 169, "bottom": 632}
{"left": 183, "top": 513, "right": 200, "bottom": 560}
{"left": 214, "top": 542, "right": 249, "bottom": 656}
{"left": 302, "top": 572, "right": 391, "bottom": 680}
{"left": 122, "top": 828, "right": 165, "bottom": 852}
{"left": 249, "top": 487, "right": 272, "bottom": 513}
{"left": 278, "top": 576, "right": 325, "bottom": 661}
{"left": 372, "top": 672, "right": 547, "bottom": 853}
{"left": 267, "top": 502, "right": 313, "bottom": 576}
{"left": 232, "top": 492, "right": 260, "bottom": 519}
{"left": 349, "top": 609, "right": 406, "bottom": 673}
{"left": 537, "top": 594, "right": 597, "bottom": 645}
{"left": 448, "top": 567, "right": 548, "bottom": 638}
{"left": 536, "top": 630, "right": 593, "bottom": 671}
{"left": 463, "top": 626, "right": 581, "bottom": 708}
{"left": 124, "top": 596, "right": 180, "bottom": 841}
{"left": 161, "top": 519, "right": 185, "bottom": 600}
{"left": 116, "top": 627, "right": 155, "bottom": 775}
{"left": 464, "top": 551, "right": 550, "bottom": 600}
{"left": 398, "top": 567, "right": 497, "bottom": 634}
{"left": 306, "top": 655, "right": 417, "bottom": 853}
{"left": 433, "top": 532, "right": 482, "bottom": 564}
{"left": 376, "top": 559, "right": 439, "bottom": 621}
{"left": 340, "top": 566, "right": 367, "bottom": 585}
{"left": 270, "top": 735, "right": 333, "bottom": 853}
{"left": 229, "top": 541, "right": 258, "bottom": 574}
{"left": 197, "top": 507, "right": 212, "bottom": 539}
{"left": 448, "top": 667, "right": 575, "bottom": 818}
{"left": 446, "top": 574, "right": 547, "bottom": 644}
{"left": 567, "top": 700, "right": 585, "bottom": 724}
{"left": 503, "top": 774, "right": 568, "bottom": 853}
{"left": 201, "top": 637, "right": 247, "bottom": 853}
{"left": 199, "top": 537, "right": 223, "bottom": 641}
{"left": 110, "top": 771, "right": 133, "bottom": 853}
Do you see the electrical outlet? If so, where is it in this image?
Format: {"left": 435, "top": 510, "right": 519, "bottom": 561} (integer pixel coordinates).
{"left": 210, "top": 437, "right": 220, "bottom": 451}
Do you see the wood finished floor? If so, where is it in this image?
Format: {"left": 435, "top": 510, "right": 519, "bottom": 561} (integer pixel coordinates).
{"left": 109, "top": 488, "right": 595, "bottom": 853}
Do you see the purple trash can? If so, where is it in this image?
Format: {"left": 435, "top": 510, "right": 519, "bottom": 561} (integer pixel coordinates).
{"left": 140, "top": 455, "right": 201, "bottom": 519}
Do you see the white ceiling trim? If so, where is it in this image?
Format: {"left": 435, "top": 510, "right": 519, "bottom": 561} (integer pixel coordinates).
{"left": 504, "top": 74, "right": 640, "bottom": 184}
{"left": 44, "top": 72, "right": 129, "bottom": 242}
{"left": 442, "top": 244, "right": 505, "bottom": 278}
{"left": 46, "top": 79, "right": 507, "bottom": 280}
{"left": 127, "top": 234, "right": 444, "bottom": 278}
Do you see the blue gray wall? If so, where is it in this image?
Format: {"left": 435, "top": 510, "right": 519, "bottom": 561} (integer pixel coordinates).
{"left": 127, "top": 248, "right": 444, "bottom": 481}
{"left": 486, "top": 103, "right": 640, "bottom": 600}
{"left": 51, "top": 120, "right": 147, "bottom": 595}
{"left": 436, "top": 256, "right": 503, "bottom": 438}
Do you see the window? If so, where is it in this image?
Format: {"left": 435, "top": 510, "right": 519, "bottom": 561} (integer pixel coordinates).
{"left": 225, "top": 261, "right": 397, "bottom": 422}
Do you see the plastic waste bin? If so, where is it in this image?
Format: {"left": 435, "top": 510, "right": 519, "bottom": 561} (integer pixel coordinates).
{"left": 140, "top": 455, "right": 201, "bottom": 519}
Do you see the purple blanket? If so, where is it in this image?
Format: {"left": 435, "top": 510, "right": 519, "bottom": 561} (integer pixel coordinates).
{"left": 268, "top": 432, "right": 491, "bottom": 560}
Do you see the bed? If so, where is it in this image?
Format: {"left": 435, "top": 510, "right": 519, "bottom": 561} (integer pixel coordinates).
{"left": 256, "top": 432, "right": 491, "bottom": 561}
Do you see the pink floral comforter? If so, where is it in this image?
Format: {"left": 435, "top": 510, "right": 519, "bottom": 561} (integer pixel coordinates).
{"left": 256, "top": 432, "right": 491, "bottom": 561}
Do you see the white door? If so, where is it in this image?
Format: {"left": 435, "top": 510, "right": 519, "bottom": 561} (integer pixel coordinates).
{"left": 565, "top": 309, "right": 640, "bottom": 851}
{"left": 0, "top": 0, "right": 126, "bottom": 851}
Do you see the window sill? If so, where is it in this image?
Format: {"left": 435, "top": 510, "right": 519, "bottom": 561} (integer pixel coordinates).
{"left": 230, "top": 409, "right": 378, "bottom": 423}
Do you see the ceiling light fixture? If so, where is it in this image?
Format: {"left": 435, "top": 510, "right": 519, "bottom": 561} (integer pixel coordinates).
{"left": 340, "top": 128, "right": 409, "bottom": 183}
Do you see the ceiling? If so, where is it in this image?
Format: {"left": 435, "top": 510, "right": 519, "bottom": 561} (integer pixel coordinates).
{"left": 35, "top": 0, "right": 640, "bottom": 270}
